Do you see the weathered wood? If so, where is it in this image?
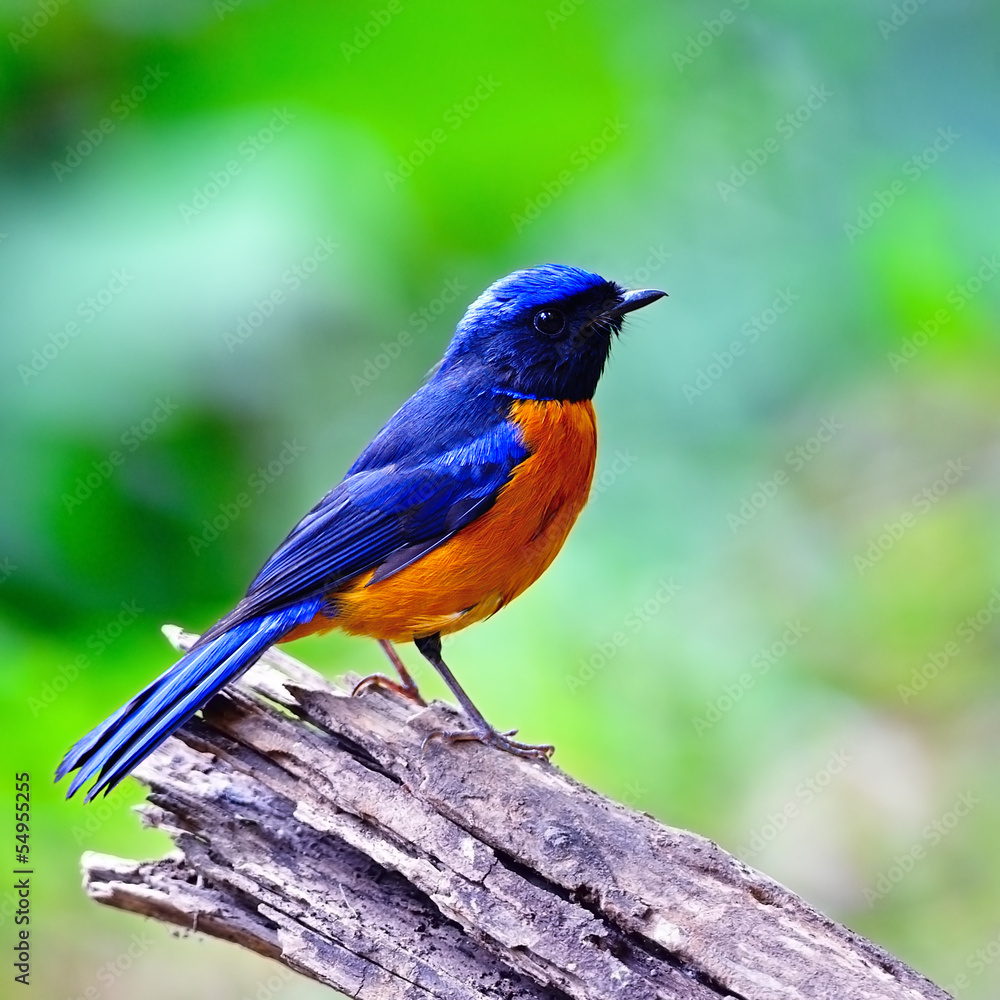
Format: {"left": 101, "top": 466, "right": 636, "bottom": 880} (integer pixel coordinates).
{"left": 81, "top": 627, "right": 949, "bottom": 1000}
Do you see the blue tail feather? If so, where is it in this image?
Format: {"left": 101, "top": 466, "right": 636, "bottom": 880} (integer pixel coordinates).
{"left": 64, "top": 626, "right": 255, "bottom": 796}
{"left": 56, "top": 598, "right": 321, "bottom": 801}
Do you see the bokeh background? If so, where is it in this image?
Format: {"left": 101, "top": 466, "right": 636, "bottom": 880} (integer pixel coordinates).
{"left": 2, "top": 0, "right": 999, "bottom": 996}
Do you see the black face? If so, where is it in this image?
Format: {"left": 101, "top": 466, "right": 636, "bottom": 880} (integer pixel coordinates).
{"left": 436, "top": 264, "right": 665, "bottom": 402}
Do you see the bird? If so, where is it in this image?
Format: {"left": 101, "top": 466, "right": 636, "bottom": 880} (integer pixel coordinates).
{"left": 56, "top": 263, "right": 666, "bottom": 800}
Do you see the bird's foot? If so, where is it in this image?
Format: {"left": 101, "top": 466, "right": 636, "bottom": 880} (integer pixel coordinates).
{"left": 421, "top": 725, "right": 554, "bottom": 761}
{"left": 352, "top": 673, "right": 427, "bottom": 707}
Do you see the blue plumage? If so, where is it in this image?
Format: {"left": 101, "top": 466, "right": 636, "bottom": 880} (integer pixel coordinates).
{"left": 57, "top": 598, "right": 322, "bottom": 800}
{"left": 438, "top": 264, "right": 624, "bottom": 402}
{"left": 199, "top": 373, "right": 529, "bottom": 643}
{"left": 56, "top": 263, "right": 666, "bottom": 798}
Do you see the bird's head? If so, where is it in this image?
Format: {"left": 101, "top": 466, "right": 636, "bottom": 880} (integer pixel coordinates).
{"left": 436, "top": 264, "right": 665, "bottom": 402}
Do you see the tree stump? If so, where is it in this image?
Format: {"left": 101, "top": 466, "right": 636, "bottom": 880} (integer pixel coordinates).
{"left": 81, "top": 628, "right": 950, "bottom": 1000}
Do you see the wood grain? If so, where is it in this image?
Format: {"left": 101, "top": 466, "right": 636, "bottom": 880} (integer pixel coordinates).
{"left": 81, "top": 628, "right": 950, "bottom": 1000}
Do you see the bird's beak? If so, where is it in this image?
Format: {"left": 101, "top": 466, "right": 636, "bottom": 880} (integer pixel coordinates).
{"left": 604, "top": 288, "right": 667, "bottom": 318}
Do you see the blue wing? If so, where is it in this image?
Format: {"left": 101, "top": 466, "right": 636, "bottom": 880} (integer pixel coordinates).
{"left": 199, "top": 377, "right": 527, "bottom": 643}
{"left": 57, "top": 375, "right": 529, "bottom": 798}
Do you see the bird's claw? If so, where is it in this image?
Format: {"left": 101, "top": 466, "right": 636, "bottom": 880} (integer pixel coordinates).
{"left": 421, "top": 725, "right": 554, "bottom": 761}
{"left": 352, "top": 673, "right": 427, "bottom": 707}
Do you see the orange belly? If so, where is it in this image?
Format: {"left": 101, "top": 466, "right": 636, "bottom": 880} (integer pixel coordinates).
{"left": 286, "top": 398, "right": 597, "bottom": 643}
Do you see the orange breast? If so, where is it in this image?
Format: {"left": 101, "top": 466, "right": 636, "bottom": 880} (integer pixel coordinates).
{"left": 309, "top": 398, "right": 597, "bottom": 643}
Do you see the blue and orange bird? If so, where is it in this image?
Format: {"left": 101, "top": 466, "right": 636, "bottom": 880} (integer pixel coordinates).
{"left": 57, "top": 264, "right": 665, "bottom": 800}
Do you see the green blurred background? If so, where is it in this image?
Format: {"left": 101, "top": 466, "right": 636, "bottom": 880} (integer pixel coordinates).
{"left": 2, "top": 0, "right": 999, "bottom": 996}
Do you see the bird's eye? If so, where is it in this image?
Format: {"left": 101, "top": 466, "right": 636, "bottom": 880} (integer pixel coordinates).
{"left": 533, "top": 309, "right": 565, "bottom": 337}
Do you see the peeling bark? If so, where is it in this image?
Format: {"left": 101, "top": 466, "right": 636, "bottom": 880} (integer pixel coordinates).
{"left": 81, "top": 629, "right": 949, "bottom": 1000}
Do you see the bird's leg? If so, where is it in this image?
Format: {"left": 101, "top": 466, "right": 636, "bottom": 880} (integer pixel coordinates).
{"left": 352, "top": 639, "right": 427, "bottom": 706}
{"left": 414, "top": 633, "right": 554, "bottom": 761}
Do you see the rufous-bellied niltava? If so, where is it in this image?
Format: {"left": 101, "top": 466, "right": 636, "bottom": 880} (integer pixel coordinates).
{"left": 57, "top": 264, "right": 666, "bottom": 800}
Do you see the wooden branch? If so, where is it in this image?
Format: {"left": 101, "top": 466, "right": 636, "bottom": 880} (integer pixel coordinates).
{"left": 81, "top": 627, "right": 950, "bottom": 1000}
